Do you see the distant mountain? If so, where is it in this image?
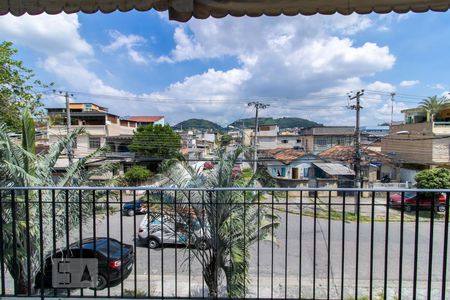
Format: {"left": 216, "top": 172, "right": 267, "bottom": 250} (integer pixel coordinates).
{"left": 173, "top": 119, "right": 223, "bottom": 131}
{"left": 228, "top": 117, "right": 321, "bottom": 129}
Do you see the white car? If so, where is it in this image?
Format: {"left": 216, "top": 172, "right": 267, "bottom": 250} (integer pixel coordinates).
{"left": 138, "top": 213, "right": 210, "bottom": 249}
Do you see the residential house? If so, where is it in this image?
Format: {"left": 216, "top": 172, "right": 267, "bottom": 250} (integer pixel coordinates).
{"left": 276, "top": 133, "right": 303, "bottom": 150}
{"left": 179, "top": 130, "right": 216, "bottom": 161}
{"left": 47, "top": 103, "right": 136, "bottom": 157}
{"left": 255, "top": 122, "right": 280, "bottom": 150}
{"left": 124, "top": 116, "right": 165, "bottom": 126}
{"left": 381, "top": 105, "right": 450, "bottom": 182}
{"left": 47, "top": 102, "right": 166, "bottom": 179}
{"left": 298, "top": 126, "right": 355, "bottom": 154}
{"left": 245, "top": 121, "right": 304, "bottom": 150}
{"left": 361, "top": 126, "right": 389, "bottom": 143}
{"left": 263, "top": 148, "right": 316, "bottom": 180}
{"left": 262, "top": 148, "right": 354, "bottom": 196}
{"left": 318, "top": 145, "right": 399, "bottom": 185}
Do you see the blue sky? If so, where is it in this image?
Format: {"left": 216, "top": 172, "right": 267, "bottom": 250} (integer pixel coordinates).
{"left": 0, "top": 10, "right": 449, "bottom": 126}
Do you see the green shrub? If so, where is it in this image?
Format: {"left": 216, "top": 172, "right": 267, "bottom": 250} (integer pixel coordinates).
{"left": 415, "top": 168, "right": 450, "bottom": 189}
{"left": 124, "top": 165, "right": 152, "bottom": 186}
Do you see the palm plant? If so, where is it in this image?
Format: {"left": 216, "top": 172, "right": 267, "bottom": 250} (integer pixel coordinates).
{"left": 0, "top": 110, "right": 113, "bottom": 294}
{"left": 159, "top": 147, "right": 279, "bottom": 297}
{"left": 419, "top": 96, "right": 449, "bottom": 122}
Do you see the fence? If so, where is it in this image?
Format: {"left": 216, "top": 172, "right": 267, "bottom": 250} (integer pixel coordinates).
{"left": 0, "top": 187, "right": 449, "bottom": 300}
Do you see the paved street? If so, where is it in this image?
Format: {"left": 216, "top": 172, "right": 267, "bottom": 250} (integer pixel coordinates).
{"left": 69, "top": 199, "right": 450, "bottom": 299}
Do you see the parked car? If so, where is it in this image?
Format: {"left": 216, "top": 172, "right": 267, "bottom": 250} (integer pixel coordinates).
{"left": 35, "top": 238, "right": 133, "bottom": 290}
{"left": 122, "top": 200, "right": 146, "bottom": 216}
{"left": 389, "top": 192, "right": 447, "bottom": 212}
{"left": 203, "top": 161, "right": 214, "bottom": 170}
{"left": 138, "top": 214, "right": 210, "bottom": 250}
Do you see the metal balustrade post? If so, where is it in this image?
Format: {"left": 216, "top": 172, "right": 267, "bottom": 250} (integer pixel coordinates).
{"left": 0, "top": 186, "right": 449, "bottom": 300}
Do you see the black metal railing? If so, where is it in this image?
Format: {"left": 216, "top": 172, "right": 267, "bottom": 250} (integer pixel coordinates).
{"left": 0, "top": 187, "right": 449, "bottom": 299}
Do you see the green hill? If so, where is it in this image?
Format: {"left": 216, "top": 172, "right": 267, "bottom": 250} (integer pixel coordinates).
{"left": 228, "top": 117, "right": 321, "bottom": 129}
{"left": 173, "top": 119, "right": 223, "bottom": 131}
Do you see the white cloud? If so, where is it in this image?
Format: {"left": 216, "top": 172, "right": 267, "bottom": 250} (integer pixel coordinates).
{"left": 102, "top": 30, "right": 150, "bottom": 64}
{"left": 429, "top": 83, "right": 446, "bottom": 90}
{"left": 0, "top": 14, "right": 142, "bottom": 114}
{"left": 0, "top": 13, "right": 399, "bottom": 126}
{"left": 374, "top": 101, "right": 409, "bottom": 123}
{"left": 0, "top": 14, "right": 93, "bottom": 56}
{"left": 376, "top": 13, "right": 410, "bottom": 32}
{"left": 399, "top": 80, "right": 419, "bottom": 88}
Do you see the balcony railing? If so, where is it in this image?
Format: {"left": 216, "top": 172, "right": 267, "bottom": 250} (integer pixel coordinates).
{"left": 0, "top": 187, "right": 449, "bottom": 299}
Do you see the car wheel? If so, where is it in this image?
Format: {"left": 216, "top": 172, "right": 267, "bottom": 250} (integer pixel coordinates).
{"left": 196, "top": 239, "right": 210, "bottom": 250}
{"left": 127, "top": 209, "right": 134, "bottom": 216}
{"left": 148, "top": 238, "right": 160, "bottom": 249}
{"left": 94, "top": 274, "right": 107, "bottom": 290}
{"left": 404, "top": 205, "right": 412, "bottom": 212}
{"left": 437, "top": 205, "right": 446, "bottom": 212}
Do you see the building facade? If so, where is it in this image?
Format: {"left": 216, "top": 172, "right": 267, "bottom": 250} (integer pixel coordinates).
{"left": 298, "top": 126, "right": 355, "bottom": 154}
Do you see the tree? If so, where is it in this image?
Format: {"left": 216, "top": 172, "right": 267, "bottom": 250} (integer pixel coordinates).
{"left": 419, "top": 96, "right": 449, "bottom": 122}
{"left": 160, "top": 147, "right": 279, "bottom": 297}
{"left": 0, "top": 110, "right": 113, "bottom": 294}
{"left": 220, "top": 133, "right": 232, "bottom": 146}
{"left": 124, "top": 165, "right": 152, "bottom": 185}
{"left": 415, "top": 168, "right": 450, "bottom": 190}
{"left": 0, "top": 41, "right": 49, "bottom": 132}
{"left": 129, "top": 124, "right": 181, "bottom": 159}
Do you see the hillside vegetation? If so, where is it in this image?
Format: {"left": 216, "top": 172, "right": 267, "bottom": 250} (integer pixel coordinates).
{"left": 173, "top": 119, "right": 223, "bottom": 131}
{"left": 229, "top": 117, "right": 321, "bottom": 129}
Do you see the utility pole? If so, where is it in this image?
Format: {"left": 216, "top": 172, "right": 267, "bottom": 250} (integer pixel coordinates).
{"left": 347, "top": 90, "right": 364, "bottom": 189}
{"left": 390, "top": 92, "right": 396, "bottom": 125}
{"left": 248, "top": 101, "right": 269, "bottom": 174}
{"left": 55, "top": 90, "right": 74, "bottom": 164}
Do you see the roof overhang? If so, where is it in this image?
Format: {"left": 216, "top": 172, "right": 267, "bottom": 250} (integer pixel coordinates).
{"left": 313, "top": 162, "right": 355, "bottom": 176}
{"left": 1, "top": 0, "right": 449, "bottom": 22}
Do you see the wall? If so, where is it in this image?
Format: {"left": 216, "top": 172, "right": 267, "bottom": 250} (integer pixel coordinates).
{"left": 313, "top": 135, "right": 353, "bottom": 153}
{"left": 382, "top": 122, "right": 449, "bottom": 164}
{"left": 432, "top": 138, "right": 450, "bottom": 163}
{"left": 154, "top": 118, "right": 165, "bottom": 126}
{"left": 258, "top": 136, "right": 278, "bottom": 150}
{"left": 277, "top": 135, "right": 302, "bottom": 149}
{"left": 106, "top": 123, "right": 135, "bottom": 136}
{"left": 274, "top": 178, "right": 309, "bottom": 197}
{"left": 382, "top": 137, "right": 433, "bottom": 164}
{"left": 400, "top": 168, "right": 419, "bottom": 184}
{"left": 267, "top": 161, "right": 312, "bottom": 179}
{"left": 316, "top": 179, "right": 338, "bottom": 197}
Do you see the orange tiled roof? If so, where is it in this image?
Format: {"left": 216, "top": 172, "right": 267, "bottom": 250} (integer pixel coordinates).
{"left": 317, "top": 145, "right": 390, "bottom": 163}
{"left": 126, "top": 116, "right": 164, "bottom": 122}
{"left": 264, "top": 148, "right": 310, "bottom": 164}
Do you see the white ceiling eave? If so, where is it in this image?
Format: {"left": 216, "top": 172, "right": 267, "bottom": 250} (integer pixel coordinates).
{"left": 1, "top": 0, "right": 449, "bottom": 22}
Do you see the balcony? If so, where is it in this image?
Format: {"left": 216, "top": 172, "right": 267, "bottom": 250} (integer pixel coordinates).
{"left": 48, "top": 125, "right": 107, "bottom": 136}
{"left": 0, "top": 187, "right": 449, "bottom": 299}
{"left": 433, "top": 122, "right": 450, "bottom": 135}
{"left": 390, "top": 122, "right": 450, "bottom": 135}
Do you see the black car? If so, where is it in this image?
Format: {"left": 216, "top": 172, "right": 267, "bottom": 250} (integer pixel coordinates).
{"left": 35, "top": 237, "right": 133, "bottom": 290}
{"left": 122, "top": 200, "right": 145, "bottom": 216}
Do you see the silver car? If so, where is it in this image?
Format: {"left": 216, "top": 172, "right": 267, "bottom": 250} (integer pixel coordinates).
{"left": 138, "top": 214, "right": 210, "bottom": 249}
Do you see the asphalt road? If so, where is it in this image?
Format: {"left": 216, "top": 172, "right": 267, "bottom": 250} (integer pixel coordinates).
{"left": 76, "top": 201, "right": 450, "bottom": 299}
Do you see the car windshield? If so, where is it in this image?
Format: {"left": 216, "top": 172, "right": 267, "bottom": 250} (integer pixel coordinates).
{"left": 82, "top": 239, "right": 124, "bottom": 259}
{"left": 404, "top": 192, "right": 417, "bottom": 198}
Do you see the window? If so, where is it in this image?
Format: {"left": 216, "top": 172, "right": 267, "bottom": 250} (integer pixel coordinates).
{"left": 296, "top": 139, "right": 301, "bottom": 143}
{"left": 281, "top": 139, "right": 288, "bottom": 144}
{"left": 316, "top": 137, "right": 328, "bottom": 146}
{"left": 89, "top": 137, "right": 101, "bottom": 149}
